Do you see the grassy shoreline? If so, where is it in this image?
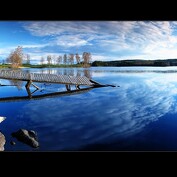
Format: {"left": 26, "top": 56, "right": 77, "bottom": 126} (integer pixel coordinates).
{"left": 0, "top": 63, "right": 86, "bottom": 69}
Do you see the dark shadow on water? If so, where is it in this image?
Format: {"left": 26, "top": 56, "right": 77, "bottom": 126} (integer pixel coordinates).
{"left": 77, "top": 139, "right": 164, "bottom": 151}
{"left": 0, "top": 87, "right": 94, "bottom": 102}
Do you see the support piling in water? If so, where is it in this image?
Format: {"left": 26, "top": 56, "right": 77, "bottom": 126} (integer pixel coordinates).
{"left": 31, "top": 83, "right": 40, "bottom": 90}
{"left": 25, "top": 80, "right": 40, "bottom": 98}
{"left": 25, "top": 80, "right": 32, "bottom": 89}
{"left": 75, "top": 85, "right": 80, "bottom": 90}
{"left": 65, "top": 84, "right": 71, "bottom": 91}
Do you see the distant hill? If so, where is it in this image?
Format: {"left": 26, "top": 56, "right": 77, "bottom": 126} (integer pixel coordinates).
{"left": 91, "top": 59, "right": 177, "bottom": 67}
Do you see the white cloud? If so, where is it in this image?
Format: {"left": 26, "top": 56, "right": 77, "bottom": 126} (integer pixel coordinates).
{"left": 0, "top": 44, "right": 53, "bottom": 61}
{"left": 23, "top": 44, "right": 48, "bottom": 49}
{"left": 12, "top": 21, "right": 177, "bottom": 61}
{"left": 92, "top": 54, "right": 118, "bottom": 61}
{"left": 55, "top": 35, "right": 90, "bottom": 47}
{"left": 0, "top": 47, "right": 15, "bottom": 55}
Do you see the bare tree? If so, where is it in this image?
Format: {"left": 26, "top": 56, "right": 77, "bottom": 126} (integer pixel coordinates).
{"left": 82, "top": 52, "right": 92, "bottom": 67}
{"left": 68, "top": 54, "right": 71, "bottom": 65}
{"left": 7, "top": 46, "right": 24, "bottom": 68}
{"left": 59, "top": 55, "right": 63, "bottom": 64}
{"left": 47, "top": 55, "right": 52, "bottom": 66}
{"left": 63, "top": 54, "right": 67, "bottom": 65}
{"left": 75, "top": 53, "right": 80, "bottom": 64}
{"left": 41, "top": 56, "right": 45, "bottom": 65}
{"left": 68, "top": 54, "right": 74, "bottom": 65}
{"left": 56, "top": 55, "right": 62, "bottom": 65}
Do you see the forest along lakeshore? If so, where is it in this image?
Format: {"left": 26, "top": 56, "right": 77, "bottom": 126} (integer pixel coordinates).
{"left": 1, "top": 46, "right": 177, "bottom": 151}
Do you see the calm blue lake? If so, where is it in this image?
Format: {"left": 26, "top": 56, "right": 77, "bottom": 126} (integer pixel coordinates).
{"left": 1, "top": 66, "right": 177, "bottom": 151}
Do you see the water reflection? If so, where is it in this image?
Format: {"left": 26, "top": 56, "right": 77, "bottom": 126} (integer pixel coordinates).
{"left": 1, "top": 69, "right": 24, "bottom": 90}
{"left": 0, "top": 68, "right": 93, "bottom": 100}
{"left": 84, "top": 69, "right": 92, "bottom": 79}
{"left": 61, "top": 68, "right": 92, "bottom": 79}
{"left": 2, "top": 67, "right": 177, "bottom": 150}
{"left": 0, "top": 87, "right": 93, "bottom": 102}
{"left": 8, "top": 80, "right": 23, "bottom": 90}
{"left": 14, "top": 70, "right": 177, "bottom": 150}
{"left": 26, "top": 68, "right": 93, "bottom": 79}
{"left": 92, "top": 66, "right": 177, "bottom": 73}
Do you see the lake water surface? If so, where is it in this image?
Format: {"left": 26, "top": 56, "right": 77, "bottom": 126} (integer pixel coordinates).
{"left": 1, "top": 66, "right": 177, "bottom": 151}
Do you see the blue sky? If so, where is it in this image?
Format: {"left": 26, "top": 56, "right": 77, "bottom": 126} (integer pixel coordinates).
{"left": 1, "top": 21, "right": 177, "bottom": 64}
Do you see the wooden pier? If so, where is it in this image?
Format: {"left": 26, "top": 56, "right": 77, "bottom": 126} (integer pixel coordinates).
{"left": 0, "top": 70, "right": 116, "bottom": 99}
{"left": 0, "top": 70, "right": 94, "bottom": 86}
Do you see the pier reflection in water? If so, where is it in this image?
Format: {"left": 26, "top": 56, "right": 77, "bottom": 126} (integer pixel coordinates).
{"left": 35, "top": 68, "right": 92, "bottom": 79}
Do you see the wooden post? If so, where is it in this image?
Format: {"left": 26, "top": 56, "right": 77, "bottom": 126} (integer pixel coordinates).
{"left": 25, "top": 80, "right": 32, "bottom": 98}
{"left": 25, "top": 86, "right": 32, "bottom": 98}
{"left": 75, "top": 85, "right": 80, "bottom": 90}
{"left": 25, "top": 80, "right": 40, "bottom": 98}
{"left": 65, "top": 84, "right": 71, "bottom": 91}
{"left": 25, "top": 80, "right": 32, "bottom": 89}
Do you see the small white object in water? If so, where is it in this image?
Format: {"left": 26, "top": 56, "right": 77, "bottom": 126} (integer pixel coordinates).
{"left": 0, "top": 116, "right": 6, "bottom": 123}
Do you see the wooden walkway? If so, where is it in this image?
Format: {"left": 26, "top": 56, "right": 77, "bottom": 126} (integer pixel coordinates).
{"left": 0, "top": 70, "right": 94, "bottom": 86}
{"left": 0, "top": 70, "right": 117, "bottom": 100}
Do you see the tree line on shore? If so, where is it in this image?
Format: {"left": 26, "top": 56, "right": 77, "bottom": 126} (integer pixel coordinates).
{"left": 91, "top": 59, "right": 177, "bottom": 67}
{"left": 3, "top": 46, "right": 177, "bottom": 68}
{"left": 4, "top": 46, "right": 92, "bottom": 68}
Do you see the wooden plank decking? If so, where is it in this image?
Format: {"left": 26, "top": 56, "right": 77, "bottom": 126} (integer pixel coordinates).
{"left": 0, "top": 70, "right": 94, "bottom": 86}
{"left": 0, "top": 70, "right": 117, "bottom": 100}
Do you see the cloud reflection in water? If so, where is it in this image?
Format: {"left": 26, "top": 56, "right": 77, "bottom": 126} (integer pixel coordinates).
{"left": 17, "top": 69, "right": 177, "bottom": 150}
